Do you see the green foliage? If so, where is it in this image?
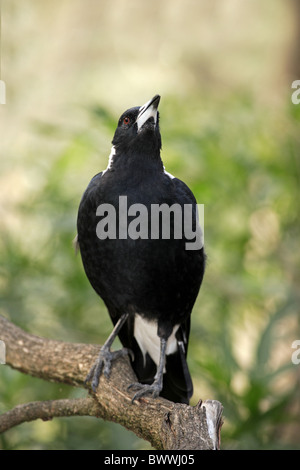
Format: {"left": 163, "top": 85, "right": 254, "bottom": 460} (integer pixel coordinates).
{"left": 0, "top": 90, "right": 299, "bottom": 449}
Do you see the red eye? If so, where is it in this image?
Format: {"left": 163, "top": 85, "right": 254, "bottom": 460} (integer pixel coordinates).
{"left": 123, "top": 117, "right": 130, "bottom": 125}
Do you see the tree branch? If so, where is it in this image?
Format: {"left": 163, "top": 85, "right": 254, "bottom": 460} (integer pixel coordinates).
{"left": 0, "top": 398, "right": 99, "bottom": 433}
{"left": 0, "top": 315, "right": 223, "bottom": 449}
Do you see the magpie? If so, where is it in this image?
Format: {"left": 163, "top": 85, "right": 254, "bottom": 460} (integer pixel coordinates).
{"left": 76, "top": 95, "right": 205, "bottom": 404}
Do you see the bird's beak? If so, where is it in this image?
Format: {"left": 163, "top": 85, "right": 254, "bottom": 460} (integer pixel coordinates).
{"left": 136, "top": 95, "right": 160, "bottom": 131}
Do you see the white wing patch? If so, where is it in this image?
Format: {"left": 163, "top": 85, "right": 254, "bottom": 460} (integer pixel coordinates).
{"left": 134, "top": 314, "right": 179, "bottom": 368}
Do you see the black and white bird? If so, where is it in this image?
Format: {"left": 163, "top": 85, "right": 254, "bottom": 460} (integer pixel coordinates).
{"left": 76, "top": 95, "right": 205, "bottom": 404}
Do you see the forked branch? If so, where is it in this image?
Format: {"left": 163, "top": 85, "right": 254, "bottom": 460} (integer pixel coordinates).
{"left": 0, "top": 315, "right": 223, "bottom": 450}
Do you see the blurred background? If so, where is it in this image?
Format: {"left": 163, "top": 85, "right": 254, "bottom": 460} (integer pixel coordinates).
{"left": 0, "top": 0, "right": 299, "bottom": 450}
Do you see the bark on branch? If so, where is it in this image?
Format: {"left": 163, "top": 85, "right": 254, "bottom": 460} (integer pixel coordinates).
{"left": 0, "top": 315, "right": 223, "bottom": 449}
{"left": 0, "top": 398, "right": 99, "bottom": 433}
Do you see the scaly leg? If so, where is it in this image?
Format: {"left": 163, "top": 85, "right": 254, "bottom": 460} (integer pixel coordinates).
{"left": 85, "top": 313, "right": 132, "bottom": 392}
{"left": 128, "top": 337, "right": 167, "bottom": 403}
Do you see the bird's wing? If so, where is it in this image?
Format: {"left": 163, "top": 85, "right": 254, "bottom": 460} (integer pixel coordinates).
{"left": 75, "top": 171, "right": 103, "bottom": 252}
{"left": 171, "top": 176, "right": 198, "bottom": 204}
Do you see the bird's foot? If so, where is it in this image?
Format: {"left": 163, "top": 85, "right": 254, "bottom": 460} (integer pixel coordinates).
{"left": 128, "top": 379, "right": 163, "bottom": 403}
{"left": 85, "top": 346, "right": 133, "bottom": 392}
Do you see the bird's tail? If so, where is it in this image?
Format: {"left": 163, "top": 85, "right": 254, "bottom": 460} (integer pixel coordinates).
{"left": 161, "top": 341, "right": 193, "bottom": 404}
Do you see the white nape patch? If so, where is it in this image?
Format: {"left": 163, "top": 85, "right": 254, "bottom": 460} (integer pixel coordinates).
{"left": 134, "top": 314, "right": 179, "bottom": 368}
{"left": 163, "top": 167, "right": 175, "bottom": 180}
{"left": 102, "top": 145, "right": 116, "bottom": 175}
{"left": 136, "top": 102, "right": 158, "bottom": 132}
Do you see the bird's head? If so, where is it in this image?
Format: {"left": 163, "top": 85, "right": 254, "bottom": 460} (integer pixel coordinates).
{"left": 112, "top": 95, "right": 162, "bottom": 157}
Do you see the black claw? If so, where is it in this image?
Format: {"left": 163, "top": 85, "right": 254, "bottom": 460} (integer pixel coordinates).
{"left": 85, "top": 347, "right": 133, "bottom": 391}
{"left": 128, "top": 381, "right": 162, "bottom": 403}
{"left": 84, "top": 363, "right": 96, "bottom": 385}
{"left": 91, "top": 380, "right": 98, "bottom": 392}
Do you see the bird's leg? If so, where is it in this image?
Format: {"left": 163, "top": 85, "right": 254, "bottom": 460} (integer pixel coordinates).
{"left": 128, "top": 337, "right": 167, "bottom": 403}
{"left": 85, "top": 313, "right": 132, "bottom": 392}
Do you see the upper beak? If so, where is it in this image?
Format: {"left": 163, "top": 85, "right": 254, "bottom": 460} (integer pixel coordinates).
{"left": 136, "top": 95, "right": 160, "bottom": 131}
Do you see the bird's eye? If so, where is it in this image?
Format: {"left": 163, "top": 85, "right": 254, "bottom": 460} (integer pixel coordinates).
{"left": 123, "top": 117, "right": 130, "bottom": 125}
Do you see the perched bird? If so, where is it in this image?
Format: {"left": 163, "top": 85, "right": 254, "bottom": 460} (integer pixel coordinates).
{"left": 77, "top": 95, "right": 205, "bottom": 404}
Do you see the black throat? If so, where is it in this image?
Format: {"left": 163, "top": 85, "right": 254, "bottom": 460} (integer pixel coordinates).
{"left": 112, "top": 141, "right": 164, "bottom": 174}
